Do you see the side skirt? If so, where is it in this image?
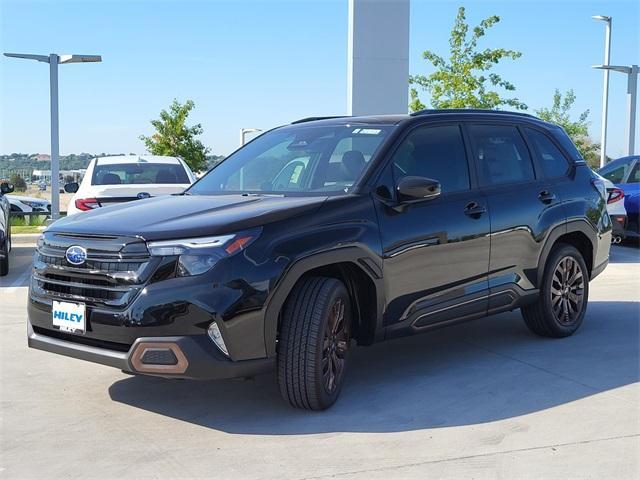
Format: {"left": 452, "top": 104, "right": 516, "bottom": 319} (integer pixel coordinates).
{"left": 385, "top": 284, "right": 538, "bottom": 341}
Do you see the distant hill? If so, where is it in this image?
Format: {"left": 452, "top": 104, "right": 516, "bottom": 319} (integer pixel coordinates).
{"left": 1, "top": 152, "right": 115, "bottom": 172}
{"left": 0, "top": 152, "right": 226, "bottom": 177}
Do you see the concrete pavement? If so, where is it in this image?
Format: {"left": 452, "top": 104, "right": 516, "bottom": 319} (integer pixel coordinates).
{"left": 1, "top": 243, "right": 638, "bottom": 479}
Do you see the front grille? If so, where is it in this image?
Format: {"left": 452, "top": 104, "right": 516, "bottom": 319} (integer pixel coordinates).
{"left": 38, "top": 253, "right": 144, "bottom": 272}
{"left": 32, "top": 232, "right": 159, "bottom": 308}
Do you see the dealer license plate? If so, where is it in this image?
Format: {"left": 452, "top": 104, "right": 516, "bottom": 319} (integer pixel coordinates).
{"left": 52, "top": 301, "right": 86, "bottom": 334}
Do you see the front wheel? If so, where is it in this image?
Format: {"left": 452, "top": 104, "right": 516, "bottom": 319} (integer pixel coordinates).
{"left": 521, "top": 244, "right": 589, "bottom": 338}
{"left": 277, "top": 276, "right": 352, "bottom": 410}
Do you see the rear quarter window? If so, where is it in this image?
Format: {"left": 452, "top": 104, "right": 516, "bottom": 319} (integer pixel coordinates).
{"left": 550, "top": 127, "right": 584, "bottom": 162}
{"left": 525, "top": 128, "right": 570, "bottom": 178}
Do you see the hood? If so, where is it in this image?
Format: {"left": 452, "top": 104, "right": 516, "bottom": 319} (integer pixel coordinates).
{"left": 48, "top": 194, "right": 329, "bottom": 241}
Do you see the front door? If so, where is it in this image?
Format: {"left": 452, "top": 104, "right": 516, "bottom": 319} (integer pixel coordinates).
{"left": 375, "top": 123, "right": 491, "bottom": 338}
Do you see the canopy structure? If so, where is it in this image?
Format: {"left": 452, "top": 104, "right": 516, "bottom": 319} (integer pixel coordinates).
{"left": 347, "top": 0, "right": 410, "bottom": 116}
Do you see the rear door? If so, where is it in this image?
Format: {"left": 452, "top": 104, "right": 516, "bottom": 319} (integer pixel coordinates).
{"left": 375, "top": 123, "right": 491, "bottom": 337}
{"left": 465, "top": 123, "right": 566, "bottom": 311}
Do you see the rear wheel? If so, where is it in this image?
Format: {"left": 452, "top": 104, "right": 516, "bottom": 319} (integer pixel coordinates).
{"left": 521, "top": 244, "right": 589, "bottom": 337}
{"left": 277, "top": 276, "right": 352, "bottom": 410}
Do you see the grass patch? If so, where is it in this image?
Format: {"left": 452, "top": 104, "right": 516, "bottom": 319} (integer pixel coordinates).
{"left": 12, "top": 225, "right": 45, "bottom": 234}
{"left": 10, "top": 215, "right": 49, "bottom": 227}
{"left": 10, "top": 215, "right": 49, "bottom": 235}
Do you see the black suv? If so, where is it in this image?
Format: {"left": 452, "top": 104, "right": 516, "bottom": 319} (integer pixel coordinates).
{"left": 28, "top": 110, "right": 611, "bottom": 410}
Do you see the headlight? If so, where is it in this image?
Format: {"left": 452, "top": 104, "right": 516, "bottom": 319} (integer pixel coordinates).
{"left": 147, "top": 229, "right": 260, "bottom": 276}
{"left": 22, "top": 200, "right": 47, "bottom": 209}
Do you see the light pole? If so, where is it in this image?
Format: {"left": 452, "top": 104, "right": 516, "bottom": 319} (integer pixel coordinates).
{"left": 238, "top": 128, "right": 261, "bottom": 190}
{"left": 593, "top": 64, "right": 639, "bottom": 156}
{"left": 592, "top": 15, "right": 612, "bottom": 167}
{"left": 239, "top": 128, "right": 262, "bottom": 147}
{"left": 4, "top": 53, "right": 102, "bottom": 220}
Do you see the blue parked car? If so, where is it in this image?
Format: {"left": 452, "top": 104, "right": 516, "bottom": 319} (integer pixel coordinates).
{"left": 598, "top": 156, "right": 640, "bottom": 238}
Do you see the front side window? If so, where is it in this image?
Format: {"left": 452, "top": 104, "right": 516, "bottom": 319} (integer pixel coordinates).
{"left": 525, "top": 128, "right": 570, "bottom": 178}
{"left": 390, "top": 124, "right": 470, "bottom": 193}
{"left": 468, "top": 124, "right": 535, "bottom": 186}
{"left": 92, "top": 163, "right": 190, "bottom": 185}
{"left": 189, "top": 124, "right": 393, "bottom": 195}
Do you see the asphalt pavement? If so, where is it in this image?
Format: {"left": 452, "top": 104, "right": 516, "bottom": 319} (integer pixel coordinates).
{"left": 1, "top": 239, "right": 638, "bottom": 479}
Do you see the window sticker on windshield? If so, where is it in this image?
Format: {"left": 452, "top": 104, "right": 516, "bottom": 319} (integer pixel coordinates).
{"left": 352, "top": 128, "right": 382, "bottom": 135}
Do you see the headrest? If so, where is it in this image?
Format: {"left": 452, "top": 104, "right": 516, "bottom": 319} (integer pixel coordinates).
{"left": 101, "top": 173, "right": 121, "bottom": 185}
{"left": 342, "top": 150, "right": 366, "bottom": 177}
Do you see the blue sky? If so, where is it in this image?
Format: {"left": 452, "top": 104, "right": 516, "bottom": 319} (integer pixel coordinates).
{"left": 1, "top": 0, "right": 638, "bottom": 157}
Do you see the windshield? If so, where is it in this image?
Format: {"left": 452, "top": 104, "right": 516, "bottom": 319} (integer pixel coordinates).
{"left": 92, "top": 163, "right": 190, "bottom": 185}
{"left": 189, "top": 124, "right": 394, "bottom": 195}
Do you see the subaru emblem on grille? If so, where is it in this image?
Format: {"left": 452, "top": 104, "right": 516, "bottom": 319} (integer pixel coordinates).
{"left": 137, "top": 192, "right": 151, "bottom": 199}
{"left": 65, "top": 245, "right": 87, "bottom": 265}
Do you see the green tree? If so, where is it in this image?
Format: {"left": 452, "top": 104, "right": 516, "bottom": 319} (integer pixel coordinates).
{"left": 140, "top": 99, "right": 210, "bottom": 172}
{"left": 536, "top": 89, "right": 600, "bottom": 168}
{"left": 410, "top": 7, "right": 527, "bottom": 112}
{"left": 9, "top": 173, "right": 27, "bottom": 192}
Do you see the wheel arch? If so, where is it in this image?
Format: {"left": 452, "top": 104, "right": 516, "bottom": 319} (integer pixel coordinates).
{"left": 537, "top": 220, "right": 597, "bottom": 288}
{"left": 263, "top": 247, "right": 385, "bottom": 357}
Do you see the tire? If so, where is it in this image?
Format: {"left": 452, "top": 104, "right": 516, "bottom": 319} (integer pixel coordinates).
{"left": 521, "top": 244, "right": 589, "bottom": 338}
{"left": 277, "top": 276, "right": 352, "bottom": 410}
{"left": 0, "top": 234, "right": 9, "bottom": 276}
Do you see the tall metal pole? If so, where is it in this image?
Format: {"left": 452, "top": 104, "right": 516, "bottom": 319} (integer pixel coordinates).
{"left": 239, "top": 128, "right": 261, "bottom": 147}
{"left": 599, "top": 19, "right": 612, "bottom": 167}
{"left": 49, "top": 54, "right": 60, "bottom": 221}
{"left": 625, "top": 65, "right": 638, "bottom": 156}
{"left": 4, "top": 52, "right": 100, "bottom": 220}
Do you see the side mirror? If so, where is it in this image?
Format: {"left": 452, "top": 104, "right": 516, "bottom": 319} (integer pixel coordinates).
{"left": 64, "top": 182, "right": 79, "bottom": 193}
{"left": 0, "top": 182, "right": 14, "bottom": 195}
{"left": 397, "top": 176, "right": 441, "bottom": 202}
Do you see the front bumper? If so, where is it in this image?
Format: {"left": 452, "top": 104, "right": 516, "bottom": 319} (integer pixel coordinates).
{"left": 27, "top": 320, "right": 274, "bottom": 380}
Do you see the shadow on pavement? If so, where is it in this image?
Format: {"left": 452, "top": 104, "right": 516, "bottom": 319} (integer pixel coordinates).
{"left": 109, "top": 300, "right": 639, "bottom": 435}
{"left": 609, "top": 244, "right": 640, "bottom": 264}
{"left": 0, "top": 245, "right": 34, "bottom": 288}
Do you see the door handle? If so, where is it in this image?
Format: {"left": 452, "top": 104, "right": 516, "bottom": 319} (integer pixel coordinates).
{"left": 464, "top": 202, "right": 487, "bottom": 218}
{"left": 538, "top": 190, "right": 557, "bottom": 204}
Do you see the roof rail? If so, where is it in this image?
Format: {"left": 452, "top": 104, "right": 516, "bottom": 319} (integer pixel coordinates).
{"left": 410, "top": 108, "right": 535, "bottom": 118}
{"left": 291, "top": 116, "right": 349, "bottom": 124}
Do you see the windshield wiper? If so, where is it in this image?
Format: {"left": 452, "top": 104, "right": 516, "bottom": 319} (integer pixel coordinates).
{"left": 241, "top": 192, "right": 285, "bottom": 197}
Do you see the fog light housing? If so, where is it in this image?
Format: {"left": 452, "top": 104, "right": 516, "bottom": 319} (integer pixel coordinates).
{"left": 207, "top": 322, "right": 229, "bottom": 356}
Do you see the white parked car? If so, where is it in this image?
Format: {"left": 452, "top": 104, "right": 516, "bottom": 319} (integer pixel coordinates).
{"left": 65, "top": 155, "right": 196, "bottom": 215}
{"left": 598, "top": 174, "right": 627, "bottom": 243}
{"left": 7, "top": 195, "right": 51, "bottom": 213}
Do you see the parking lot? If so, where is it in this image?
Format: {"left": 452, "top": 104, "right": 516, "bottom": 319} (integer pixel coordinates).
{"left": 1, "top": 238, "right": 638, "bottom": 479}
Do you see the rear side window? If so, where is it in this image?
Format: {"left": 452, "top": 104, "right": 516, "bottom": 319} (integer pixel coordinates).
{"left": 525, "top": 128, "right": 570, "bottom": 178}
{"left": 468, "top": 124, "right": 535, "bottom": 186}
{"left": 92, "top": 163, "right": 190, "bottom": 185}
{"left": 627, "top": 162, "right": 640, "bottom": 183}
{"left": 390, "top": 124, "right": 470, "bottom": 193}
{"left": 598, "top": 160, "right": 633, "bottom": 184}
